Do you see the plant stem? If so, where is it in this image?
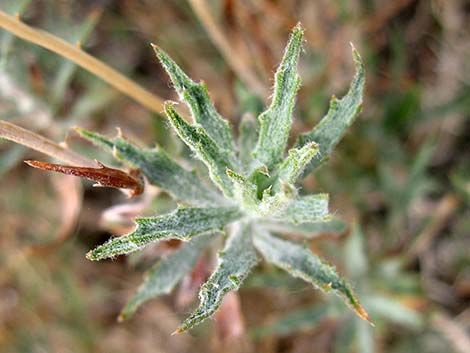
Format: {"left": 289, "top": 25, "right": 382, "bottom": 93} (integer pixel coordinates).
{"left": 0, "top": 9, "right": 165, "bottom": 114}
{"left": 0, "top": 120, "right": 95, "bottom": 167}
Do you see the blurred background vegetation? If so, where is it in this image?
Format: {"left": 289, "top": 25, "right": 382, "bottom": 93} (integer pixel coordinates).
{"left": 0, "top": 0, "right": 468, "bottom": 352}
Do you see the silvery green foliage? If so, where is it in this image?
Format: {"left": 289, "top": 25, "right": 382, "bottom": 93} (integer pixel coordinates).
{"left": 297, "top": 47, "right": 365, "bottom": 174}
{"left": 253, "top": 24, "right": 303, "bottom": 169}
{"left": 177, "top": 222, "right": 258, "bottom": 333}
{"left": 119, "top": 233, "right": 215, "bottom": 321}
{"left": 253, "top": 230, "right": 369, "bottom": 321}
{"left": 84, "top": 23, "right": 368, "bottom": 332}
{"left": 87, "top": 207, "right": 241, "bottom": 260}
{"left": 75, "top": 128, "right": 222, "bottom": 206}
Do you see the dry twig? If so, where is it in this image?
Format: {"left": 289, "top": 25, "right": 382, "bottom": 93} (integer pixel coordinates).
{"left": 0, "top": 120, "right": 95, "bottom": 167}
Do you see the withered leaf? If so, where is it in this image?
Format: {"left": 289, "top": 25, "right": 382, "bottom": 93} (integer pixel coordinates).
{"left": 25, "top": 160, "right": 144, "bottom": 197}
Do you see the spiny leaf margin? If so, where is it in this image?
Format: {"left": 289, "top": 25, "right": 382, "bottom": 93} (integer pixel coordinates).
{"left": 152, "top": 44, "right": 236, "bottom": 154}
{"left": 87, "top": 206, "right": 241, "bottom": 260}
{"left": 164, "top": 102, "right": 235, "bottom": 197}
{"left": 75, "top": 127, "right": 221, "bottom": 206}
{"left": 252, "top": 23, "right": 304, "bottom": 169}
{"left": 297, "top": 46, "right": 365, "bottom": 175}
{"left": 176, "top": 222, "right": 258, "bottom": 333}
{"left": 119, "top": 233, "right": 215, "bottom": 321}
{"left": 253, "top": 230, "right": 371, "bottom": 323}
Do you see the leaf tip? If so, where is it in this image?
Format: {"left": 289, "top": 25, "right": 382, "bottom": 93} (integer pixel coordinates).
{"left": 292, "top": 22, "right": 304, "bottom": 36}
{"left": 150, "top": 43, "right": 165, "bottom": 59}
{"left": 85, "top": 250, "right": 96, "bottom": 261}
{"left": 172, "top": 327, "right": 184, "bottom": 335}
{"left": 117, "top": 312, "right": 129, "bottom": 323}
{"left": 349, "top": 44, "right": 364, "bottom": 69}
{"left": 24, "top": 160, "right": 36, "bottom": 168}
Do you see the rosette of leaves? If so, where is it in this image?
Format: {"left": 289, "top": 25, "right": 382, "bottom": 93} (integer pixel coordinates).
{"left": 80, "top": 23, "right": 368, "bottom": 333}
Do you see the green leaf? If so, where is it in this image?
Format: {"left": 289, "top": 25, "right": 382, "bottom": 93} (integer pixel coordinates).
{"left": 297, "top": 47, "right": 365, "bottom": 175}
{"left": 75, "top": 128, "right": 221, "bottom": 206}
{"left": 87, "top": 206, "right": 241, "bottom": 260}
{"left": 264, "top": 218, "right": 347, "bottom": 238}
{"left": 252, "top": 23, "right": 303, "bottom": 169}
{"left": 257, "top": 182, "right": 297, "bottom": 217}
{"left": 119, "top": 233, "right": 214, "bottom": 321}
{"left": 253, "top": 231, "right": 370, "bottom": 323}
{"left": 226, "top": 168, "right": 299, "bottom": 217}
{"left": 276, "top": 141, "right": 319, "bottom": 188}
{"left": 274, "top": 194, "right": 330, "bottom": 223}
{"left": 177, "top": 222, "right": 258, "bottom": 333}
{"left": 238, "top": 114, "right": 258, "bottom": 170}
{"left": 164, "top": 102, "right": 235, "bottom": 197}
{"left": 226, "top": 168, "right": 259, "bottom": 211}
{"left": 153, "top": 45, "right": 236, "bottom": 154}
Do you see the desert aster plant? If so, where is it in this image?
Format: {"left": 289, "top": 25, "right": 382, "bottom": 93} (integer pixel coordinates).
{"left": 78, "top": 23, "right": 367, "bottom": 333}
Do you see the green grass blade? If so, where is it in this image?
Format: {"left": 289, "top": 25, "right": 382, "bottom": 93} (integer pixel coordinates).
{"left": 297, "top": 47, "right": 365, "bottom": 175}
{"left": 87, "top": 206, "right": 241, "bottom": 260}
{"left": 164, "top": 102, "right": 235, "bottom": 197}
{"left": 252, "top": 23, "right": 303, "bottom": 169}
{"left": 119, "top": 233, "right": 214, "bottom": 321}
{"left": 76, "top": 127, "right": 221, "bottom": 206}
{"left": 153, "top": 45, "right": 236, "bottom": 153}
{"left": 176, "top": 222, "right": 258, "bottom": 333}
{"left": 253, "top": 231, "right": 370, "bottom": 323}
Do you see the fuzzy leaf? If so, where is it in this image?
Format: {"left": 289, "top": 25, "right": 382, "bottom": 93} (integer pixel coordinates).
{"left": 87, "top": 206, "right": 241, "bottom": 260}
{"left": 257, "top": 183, "right": 296, "bottom": 217}
{"left": 226, "top": 168, "right": 259, "bottom": 211}
{"left": 238, "top": 114, "right": 258, "bottom": 170}
{"left": 226, "top": 168, "right": 298, "bottom": 217}
{"left": 76, "top": 128, "right": 220, "bottom": 205}
{"left": 164, "top": 102, "right": 235, "bottom": 197}
{"left": 252, "top": 24, "right": 303, "bottom": 169}
{"left": 153, "top": 45, "right": 236, "bottom": 154}
{"left": 274, "top": 194, "right": 330, "bottom": 223}
{"left": 264, "top": 218, "right": 347, "bottom": 238}
{"left": 276, "top": 141, "right": 319, "bottom": 188}
{"left": 253, "top": 231, "right": 370, "bottom": 322}
{"left": 297, "top": 47, "right": 365, "bottom": 175}
{"left": 177, "top": 222, "right": 258, "bottom": 333}
{"left": 119, "top": 233, "right": 214, "bottom": 321}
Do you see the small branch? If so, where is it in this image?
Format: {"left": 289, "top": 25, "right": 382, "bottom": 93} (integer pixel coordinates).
{"left": 0, "top": 9, "right": 165, "bottom": 114}
{"left": 0, "top": 120, "right": 95, "bottom": 167}
{"left": 187, "top": 0, "right": 267, "bottom": 97}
